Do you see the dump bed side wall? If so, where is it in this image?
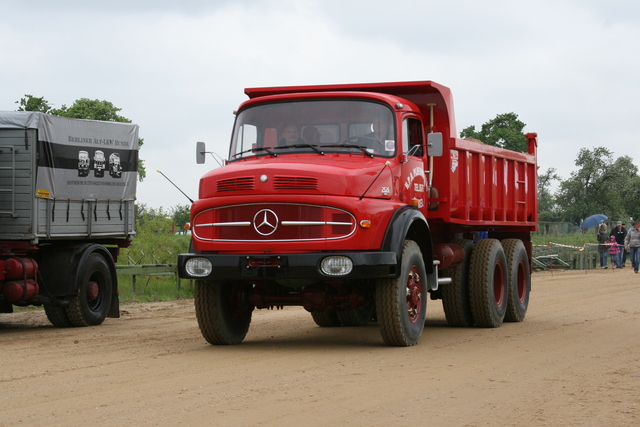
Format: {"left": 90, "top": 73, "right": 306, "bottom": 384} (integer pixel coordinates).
{"left": 429, "top": 136, "right": 538, "bottom": 230}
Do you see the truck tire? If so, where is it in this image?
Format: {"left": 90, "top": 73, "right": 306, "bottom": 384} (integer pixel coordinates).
{"left": 469, "top": 239, "right": 507, "bottom": 328}
{"left": 441, "top": 239, "right": 475, "bottom": 327}
{"left": 311, "top": 311, "right": 341, "bottom": 327}
{"left": 502, "top": 239, "right": 530, "bottom": 322}
{"left": 194, "top": 280, "right": 253, "bottom": 345}
{"left": 375, "top": 240, "right": 426, "bottom": 346}
{"left": 44, "top": 305, "right": 72, "bottom": 327}
{"left": 66, "top": 252, "right": 113, "bottom": 327}
{"left": 337, "top": 304, "right": 375, "bottom": 326}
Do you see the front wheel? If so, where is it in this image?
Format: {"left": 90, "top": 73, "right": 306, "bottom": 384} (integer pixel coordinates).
{"left": 194, "top": 280, "right": 254, "bottom": 345}
{"left": 376, "top": 240, "right": 427, "bottom": 346}
{"left": 66, "top": 252, "right": 113, "bottom": 327}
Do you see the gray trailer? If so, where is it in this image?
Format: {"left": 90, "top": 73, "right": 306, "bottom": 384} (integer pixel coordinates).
{"left": 0, "top": 111, "right": 139, "bottom": 326}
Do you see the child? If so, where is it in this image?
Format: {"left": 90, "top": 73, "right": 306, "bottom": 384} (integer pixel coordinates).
{"left": 606, "top": 235, "right": 622, "bottom": 268}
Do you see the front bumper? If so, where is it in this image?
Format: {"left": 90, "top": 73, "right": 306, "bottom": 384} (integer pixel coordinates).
{"left": 178, "top": 251, "right": 397, "bottom": 281}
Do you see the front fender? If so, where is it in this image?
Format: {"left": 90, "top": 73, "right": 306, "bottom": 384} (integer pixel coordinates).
{"left": 381, "top": 206, "right": 434, "bottom": 274}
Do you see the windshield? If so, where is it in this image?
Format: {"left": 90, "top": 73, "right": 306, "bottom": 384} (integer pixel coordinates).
{"left": 229, "top": 99, "right": 396, "bottom": 160}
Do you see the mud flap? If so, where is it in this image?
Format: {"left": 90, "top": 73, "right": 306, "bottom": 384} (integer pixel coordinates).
{"left": 108, "top": 290, "right": 120, "bottom": 318}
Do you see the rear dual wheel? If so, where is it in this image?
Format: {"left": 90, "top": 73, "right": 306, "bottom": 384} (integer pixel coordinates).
{"left": 41, "top": 250, "right": 114, "bottom": 327}
{"left": 441, "top": 239, "right": 474, "bottom": 327}
{"left": 337, "top": 304, "right": 375, "bottom": 326}
{"left": 502, "top": 239, "right": 531, "bottom": 322}
{"left": 66, "top": 252, "right": 113, "bottom": 327}
{"left": 469, "top": 239, "right": 508, "bottom": 328}
{"left": 311, "top": 304, "right": 375, "bottom": 327}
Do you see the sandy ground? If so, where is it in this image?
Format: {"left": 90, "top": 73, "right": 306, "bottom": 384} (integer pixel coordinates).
{"left": 1, "top": 269, "right": 639, "bottom": 426}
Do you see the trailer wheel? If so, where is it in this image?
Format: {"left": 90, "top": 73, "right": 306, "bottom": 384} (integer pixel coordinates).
{"left": 311, "top": 311, "right": 341, "bottom": 327}
{"left": 376, "top": 240, "right": 426, "bottom": 346}
{"left": 337, "top": 303, "right": 375, "bottom": 326}
{"left": 66, "top": 252, "right": 113, "bottom": 327}
{"left": 441, "top": 239, "right": 475, "bottom": 327}
{"left": 44, "top": 305, "right": 72, "bottom": 328}
{"left": 502, "top": 239, "right": 530, "bottom": 322}
{"left": 194, "top": 280, "right": 253, "bottom": 345}
{"left": 469, "top": 239, "right": 507, "bottom": 328}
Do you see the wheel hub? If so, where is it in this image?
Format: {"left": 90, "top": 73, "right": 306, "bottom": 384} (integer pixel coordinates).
{"left": 405, "top": 268, "right": 422, "bottom": 322}
{"left": 87, "top": 281, "right": 100, "bottom": 300}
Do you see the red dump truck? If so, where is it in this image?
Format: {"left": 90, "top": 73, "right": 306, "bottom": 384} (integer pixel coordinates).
{"left": 178, "top": 81, "right": 537, "bottom": 346}
{"left": 0, "top": 112, "right": 139, "bottom": 326}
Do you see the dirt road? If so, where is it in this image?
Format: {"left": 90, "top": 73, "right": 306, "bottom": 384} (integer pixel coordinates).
{"left": 1, "top": 269, "right": 639, "bottom": 426}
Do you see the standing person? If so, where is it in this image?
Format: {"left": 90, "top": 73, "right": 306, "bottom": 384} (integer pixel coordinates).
{"left": 607, "top": 235, "right": 622, "bottom": 268}
{"left": 610, "top": 221, "right": 628, "bottom": 267}
{"left": 624, "top": 221, "right": 640, "bottom": 273}
{"left": 597, "top": 223, "right": 609, "bottom": 269}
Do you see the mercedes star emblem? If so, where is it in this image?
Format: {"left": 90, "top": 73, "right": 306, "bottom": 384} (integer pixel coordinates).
{"left": 253, "top": 209, "right": 279, "bottom": 236}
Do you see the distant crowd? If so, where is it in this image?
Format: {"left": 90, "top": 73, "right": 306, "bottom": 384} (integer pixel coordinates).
{"left": 597, "top": 221, "right": 640, "bottom": 273}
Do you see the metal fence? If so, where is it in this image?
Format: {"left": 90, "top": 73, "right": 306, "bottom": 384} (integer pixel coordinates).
{"left": 533, "top": 243, "right": 617, "bottom": 270}
{"left": 116, "top": 249, "right": 186, "bottom": 291}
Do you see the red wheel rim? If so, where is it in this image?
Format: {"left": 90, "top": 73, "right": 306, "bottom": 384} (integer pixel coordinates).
{"left": 516, "top": 260, "right": 527, "bottom": 302}
{"left": 493, "top": 261, "right": 505, "bottom": 306}
{"left": 405, "top": 265, "right": 422, "bottom": 323}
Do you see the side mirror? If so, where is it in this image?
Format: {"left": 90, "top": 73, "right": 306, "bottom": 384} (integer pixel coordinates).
{"left": 196, "top": 141, "right": 206, "bottom": 164}
{"left": 427, "top": 133, "right": 443, "bottom": 157}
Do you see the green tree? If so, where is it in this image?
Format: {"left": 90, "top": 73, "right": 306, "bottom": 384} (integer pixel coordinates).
{"left": 135, "top": 204, "right": 173, "bottom": 235}
{"left": 554, "top": 147, "right": 638, "bottom": 225}
{"left": 460, "top": 112, "right": 528, "bottom": 152}
{"left": 16, "top": 94, "right": 52, "bottom": 113}
{"left": 171, "top": 204, "right": 191, "bottom": 234}
{"left": 15, "top": 95, "right": 146, "bottom": 181}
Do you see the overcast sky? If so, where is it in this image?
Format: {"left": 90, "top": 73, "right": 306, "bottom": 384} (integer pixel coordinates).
{"left": 2, "top": 0, "right": 639, "bottom": 209}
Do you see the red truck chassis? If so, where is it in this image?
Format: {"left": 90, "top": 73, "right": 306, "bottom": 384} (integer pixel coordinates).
{"left": 178, "top": 81, "right": 537, "bottom": 346}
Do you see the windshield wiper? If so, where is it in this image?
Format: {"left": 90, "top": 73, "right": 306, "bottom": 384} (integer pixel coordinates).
{"left": 233, "top": 146, "right": 278, "bottom": 158}
{"left": 234, "top": 144, "right": 328, "bottom": 158}
{"left": 321, "top": 144, "right": 374, "bottom": 158}
{"left": 289, "top": 144, "right": 324, "bottom": 155}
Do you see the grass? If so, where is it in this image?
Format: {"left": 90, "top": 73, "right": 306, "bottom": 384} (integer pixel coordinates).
{"left": 117, "top": 275, "right": 194, "bottom": 303}
{"left": 116, "top": 232, "right": 192, "bottom": 304}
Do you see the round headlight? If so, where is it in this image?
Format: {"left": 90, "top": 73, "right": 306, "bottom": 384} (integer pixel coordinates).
{"left": 185, "top": 257, "right": 212, "bottom": 277}
{"left": 320, "top": 256, "right": 353, "bottom": 276}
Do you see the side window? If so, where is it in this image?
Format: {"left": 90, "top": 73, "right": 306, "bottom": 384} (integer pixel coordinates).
{"left": 402, "top": 118, "right": 424, "bottom": 157}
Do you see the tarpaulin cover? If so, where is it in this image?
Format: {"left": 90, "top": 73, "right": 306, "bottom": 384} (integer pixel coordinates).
{"left": 0, "top": 111, "right": 139, "bottom": 201}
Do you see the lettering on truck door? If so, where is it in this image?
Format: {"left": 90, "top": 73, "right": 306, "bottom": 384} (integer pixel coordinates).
{"left": 401, "top": 117, "right": 426, "bottom": 208}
